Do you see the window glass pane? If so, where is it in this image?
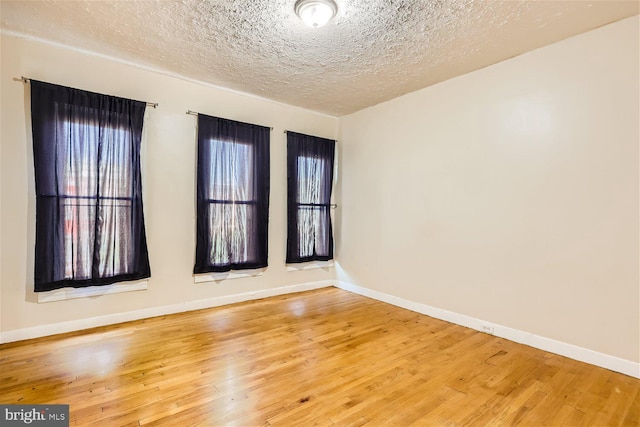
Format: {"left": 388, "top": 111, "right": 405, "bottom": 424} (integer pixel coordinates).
{"left": 100, "top": 126, "right": 133, "bottom": 198}
{"left": 97, "top": 198, "right": 133, "bottom": 277}
{"left": 208, "top": 203, "right": 256, "bottom": 265}
{"left": 63, "top": 200, "right": 95, "bottom": 279}
{"left": 296, "top": 206, "right": 330, "bottom": 257}
{"left": 60, "top": 120, "right": 98, "bottom": 197}
{"left": 296, "top": 155, "right": 328, "bottom": 204}
{"left": 60, "top": 119, "right": 132, "bottom": 198}
{"left": 209, "top": 139, "right": 254, "bottom": 202}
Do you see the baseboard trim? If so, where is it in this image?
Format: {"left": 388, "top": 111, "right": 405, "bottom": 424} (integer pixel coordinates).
{"left": 335, "top": 281, "right": 640, "bottom": 379}
{"left": 4, "top": 280, "right": 638, "bottom": 379}
{"left": 0, "top": 280, "right": 334, "bottom": 344}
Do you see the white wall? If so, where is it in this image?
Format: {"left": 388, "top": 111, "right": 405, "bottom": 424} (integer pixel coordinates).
{"left": 338, "top": 16, "right": 639, "bottom": 363}
{"left": 0, "top": 33, "right": 338, "bottom": 337}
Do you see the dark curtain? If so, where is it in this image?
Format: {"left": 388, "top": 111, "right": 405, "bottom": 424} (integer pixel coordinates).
{"left": 31, "top": 80, "right": 150, "bottom": 292}
{"left": 194, "top": 115, "right": 270, "bottom": 273}
{"left": 286, "top": 131, "right": 335, "bottom": 263}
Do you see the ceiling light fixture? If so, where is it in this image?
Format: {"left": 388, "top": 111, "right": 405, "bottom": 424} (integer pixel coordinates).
{"left": 294, "top": 0, "right": 338, "bottom": 28}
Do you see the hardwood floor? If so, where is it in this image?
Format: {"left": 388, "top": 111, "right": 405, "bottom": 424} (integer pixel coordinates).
{"left": 1, "top": 287, "right": 638, "bottom": 426}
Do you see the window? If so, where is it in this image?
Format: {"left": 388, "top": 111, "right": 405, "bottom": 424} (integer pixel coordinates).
{"left": 286, "top": 131, "right": 336, "bottom": 263}
{"left": 194, "top": 115, "right": 270, "bottom": 273}
{"left": 30, "top": 80, "right": 151, "bottom": 292}
{"left": 61, "top": 122, "right": 133, "bottom": 279}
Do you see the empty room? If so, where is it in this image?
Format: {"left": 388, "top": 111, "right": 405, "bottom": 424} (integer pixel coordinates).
{"left": 0, "top": 0, "right": 638, "bottom": 426}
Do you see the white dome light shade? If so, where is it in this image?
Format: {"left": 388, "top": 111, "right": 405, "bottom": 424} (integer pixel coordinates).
{"left": 295, "top": 0, "right": 338, "bottom": 28}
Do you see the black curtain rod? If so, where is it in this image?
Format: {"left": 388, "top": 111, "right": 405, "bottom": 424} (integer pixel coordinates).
{"left": 14, "top": 76, "right": 159, "bottom": 108}
{"left": 186, "top": 110, "right": 273, "bottom": 130}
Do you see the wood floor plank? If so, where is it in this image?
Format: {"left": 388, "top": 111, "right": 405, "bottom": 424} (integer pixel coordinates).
{"left": 621, "top": 387, "right": 640, "bottom": 426}
{"left": 1, "top": 287, "right": 638, "bottom": 426}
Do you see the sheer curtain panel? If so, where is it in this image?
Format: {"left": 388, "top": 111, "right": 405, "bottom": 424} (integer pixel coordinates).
{"left": 30, "top": 80, "right": 151, "bottom": 292}
{"left": 194, "top": 115, "right": 270, "bottom": 273}
{"left": 286, "top": 131, "right": 336, "bottom": 263}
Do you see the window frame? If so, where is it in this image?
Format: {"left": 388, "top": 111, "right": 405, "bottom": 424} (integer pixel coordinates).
{"left": 193, "top": 115, "right": 270, "bottom": 274}
{"left": 205, "top": 138, "right": 257, "bottom": 267}
{"left": 59, "top": 119, "right": 136, "bottom": 281}
{"left": 286, "top": 131, "right": 336, "bottom": 264}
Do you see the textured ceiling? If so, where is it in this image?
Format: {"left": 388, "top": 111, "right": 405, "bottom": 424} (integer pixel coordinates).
{"left": 1, "top": 0, "right": 638, "bottom": 116}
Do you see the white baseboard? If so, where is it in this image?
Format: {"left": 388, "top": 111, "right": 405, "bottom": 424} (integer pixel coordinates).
{"left": 0, "top": 280, "right": 333, "bottom": 344}
{"left": 4, "top": 279, "right": 638, "bottom": 379}
{"left": 335, "top": 281, "right": 640, "bottom": 379}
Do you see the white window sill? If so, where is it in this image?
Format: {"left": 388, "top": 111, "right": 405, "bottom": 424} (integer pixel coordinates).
{"left": 37, "top": 280, "right": 148, "bottom": 303}
{"left": 287, "top": 260, "right": 334, "bottom": 271}
{"left": 194, "top": 268, "right": 264, "bottom": 284}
